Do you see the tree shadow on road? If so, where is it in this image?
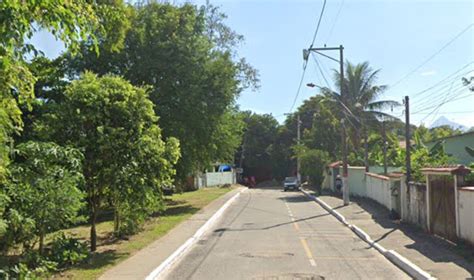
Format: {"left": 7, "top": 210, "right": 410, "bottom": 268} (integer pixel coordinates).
{"left": 213, "top": 212, "right": 330, "bottom": 233}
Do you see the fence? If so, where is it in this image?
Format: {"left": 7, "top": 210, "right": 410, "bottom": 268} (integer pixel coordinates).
{"left": 195, "top": 171, "right": 236, "bottom": 188}
{"left": 366, "top": 173, "right": 392, "bottom": 210}
{"left": 323, "top": 163, "right": 474, "bottom": 245}
{"left": 401, "top": 181, "right": 428, "bottom": 231}
{"left": 458, "top": 187, "right": 474, "bottom": 244}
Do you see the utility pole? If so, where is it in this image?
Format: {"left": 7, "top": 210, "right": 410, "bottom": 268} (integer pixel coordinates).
{"left": 404, "top": 96, "right": 411, "bottom": 185}
{"left": 339, "top": 45, "right": 349, "bottom": 205}
{"left": 305, "top": 45, "right": 348, "bottom": 204}
{"left": 297, "top": 114, "right": 301, "bottom": 185}
{"left": 341, "top": 118, "right": 349, "bottom": 205}
{"left": 364, "top": 125, "right": 369, "bottom": 172}
{"left": 382, "top": 121, "right": 387, "bottom": 175}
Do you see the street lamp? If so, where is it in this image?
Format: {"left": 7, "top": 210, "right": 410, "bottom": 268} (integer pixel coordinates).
{"left": 306, "top": 81, "right": 350, "bottom": 205}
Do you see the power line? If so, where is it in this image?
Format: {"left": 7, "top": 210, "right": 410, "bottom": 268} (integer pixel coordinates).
{"left": 389, "top": 23, "right": 474, "bottom": 89}
{"left": 289, "top": 61, "right": 309, "bottom": 113}
{"left": 412, "top": 88, "right": 473, "bottom": 114}
{"left": 419, "top": 80, "right": 456, "bottom": 124}
{"left": 411, "top": 70, "right": 473, "bottom": 105}
{"left": 412, "top": 83, "right": 466, "bottom": 111}
{"left": 325, "top": 0, "right": 344, "bottom": 45}
{"left": 412, "top": 110, "right": 474, "bottom": 115}
{"left": 312, "top": 53, "right": 332, "bottom": 89}
{"left": 410, "top": 62, "right": 474, "bottom": 101}
{"left": 288, "top": 0, "right": 328, "bottom": 113}
{"left": 310, "top": 0, "right": 327, "bottom": 48}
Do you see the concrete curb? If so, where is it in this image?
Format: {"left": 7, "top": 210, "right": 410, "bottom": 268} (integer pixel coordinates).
{"left": 301, "top": 189, "right": 436, "bottom": 280}
{"left": 145, "top": 188, "right": 246, "bottom": 280}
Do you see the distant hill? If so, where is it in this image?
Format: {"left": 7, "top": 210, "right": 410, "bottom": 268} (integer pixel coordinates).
{"left": 430, "top": 116, "right": 467, "bottom": 131}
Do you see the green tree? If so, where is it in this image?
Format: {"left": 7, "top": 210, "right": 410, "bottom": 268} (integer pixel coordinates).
{"left": 48, "top": 73, "right": 180, "bottom": 250}
{"left": 63, "top": 2, "right": 257, "bottom": 183}
{"left": 322, "top": 61, "right": 399, "bottom": 166}
{"left": 295, "top": 146, "right": 329, "bottom": 195}
{"left": 5, "top": 142, "right": 84, "bottom": 255}
{"left": 238, "top": 112, "right": 279, "bottom": 178}
{"left": 0, "top": 0, "right": 129, "bottom": 181}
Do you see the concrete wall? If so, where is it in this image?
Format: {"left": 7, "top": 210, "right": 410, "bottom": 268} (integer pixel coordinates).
{"left": 401, "top": 181, "right": 428, "bottom": 231}
{"left": 366, "top": 173, "right": 392, "bottom": 210}
{"left": 196, "top": 171, "right": 236, "bottom": 188}
{"left": 205, "top": 172, "right": 235, "bottom": 187}
{"left": 368, "top": 166, "right": 402, "bottom": 174}
{"left": 346, "top": 167, "right": 367, "bottom": 197}
{"left": 458, "top": 188, "right": 474, "bottom": 245}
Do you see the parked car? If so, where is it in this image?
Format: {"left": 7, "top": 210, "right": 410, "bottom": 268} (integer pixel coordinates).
{"left": 162, "top": 184, "right": 176, "bottom": 196}
{"left": 283, "top": 177, "right": 299, "bottom": 191}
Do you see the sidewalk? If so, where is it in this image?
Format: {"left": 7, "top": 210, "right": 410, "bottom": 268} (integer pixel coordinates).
{"left": 305, "top": 190, "right": 474, "bottom": 279}
{"left": 99, "top": 187, "right": 245, "bottom": 280}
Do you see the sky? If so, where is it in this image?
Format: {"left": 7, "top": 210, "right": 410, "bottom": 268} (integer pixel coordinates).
{"left": 30, "top": 0, "right": 474, "bottom": 127}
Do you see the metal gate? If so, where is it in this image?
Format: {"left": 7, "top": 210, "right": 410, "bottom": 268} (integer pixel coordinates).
{"left": 429, "top": 176, "right": 456, "bottom": 241}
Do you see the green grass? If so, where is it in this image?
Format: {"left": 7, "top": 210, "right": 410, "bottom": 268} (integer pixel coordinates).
{"left": 51, "top": 186, "right": 235, "bottom": 279}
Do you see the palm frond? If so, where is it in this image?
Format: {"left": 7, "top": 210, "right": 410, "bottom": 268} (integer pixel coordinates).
{"left": 366, "top": 100, "right": 401, "bottom": 111}
{"left": 365, "top": 110, "right": 400, "bottom": 122}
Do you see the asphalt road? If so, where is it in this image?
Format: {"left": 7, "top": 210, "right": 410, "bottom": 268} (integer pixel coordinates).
{"left": 161, "top": 186, "right": 410, "bottom": 280}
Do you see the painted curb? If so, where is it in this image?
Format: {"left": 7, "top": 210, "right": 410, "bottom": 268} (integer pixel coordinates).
{"left": 301, "top": 189, "right": 436, "bottom": 280}
{"left": 145, "top": 188, "right": 246, "bottom": 280}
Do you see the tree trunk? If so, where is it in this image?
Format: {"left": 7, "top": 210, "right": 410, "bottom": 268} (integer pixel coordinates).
{"left": 114, "top": 206, "right": 120, "bottom": 236}
{"left": 39, "top": 230, "right": 45, "bottom": 256}
{"left": 90, "top": 202, "right": 98, "bottom": 252}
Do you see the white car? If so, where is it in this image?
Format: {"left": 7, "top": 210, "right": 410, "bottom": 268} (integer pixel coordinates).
{"left": 283, "top": 177, "right": 299, "bottom": 191}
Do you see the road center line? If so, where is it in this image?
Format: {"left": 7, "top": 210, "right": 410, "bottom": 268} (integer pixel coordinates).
{"left": 285, "top": 199, "right": 316, "bottom": 267}
{"left": 300, "top": 237, "right": 317, "bottom": 267}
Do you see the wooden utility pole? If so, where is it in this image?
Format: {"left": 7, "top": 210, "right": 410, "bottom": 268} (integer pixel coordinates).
{"left": 382, "top": 121, "right": 387, "bottom": 175}
{"left": 306, "top": 45, "right": 348, "bottom": 204}
{"left": 297, "top": 114, "right": 301, "bottom": 185}
{"left": 364, "top": 126, "right": 369, "bottom": 172}
{"left": 339, "top": 45, "right": 349, "bottom": 205}
{"left": 404, "top": 96, "right": 411, "bottom": 184}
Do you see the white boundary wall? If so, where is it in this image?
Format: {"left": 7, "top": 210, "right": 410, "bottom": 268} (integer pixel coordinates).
{"left": 366, "top": 173, "right": 392, "bottom": 210}
{"left": 458, "top": 188, "right": 474, "bottom": 245}
{"left": 197, "top": 171, "right": 236, "bottom": 188}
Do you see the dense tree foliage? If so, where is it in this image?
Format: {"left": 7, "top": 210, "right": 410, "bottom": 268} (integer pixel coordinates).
{"left": 297, "top": 147, "right": 329, "bottom": 194}
{"left": 62, "top": 2, "right": 257, "bottom": 183}
{"left": 237, "top": 112, "right": 279, "bottom": 180}
{"left": 44, "top": 73, "right": 180, "bottom": 250}
{"left": 0, "top": 0, "right": 129, "bottom": 181}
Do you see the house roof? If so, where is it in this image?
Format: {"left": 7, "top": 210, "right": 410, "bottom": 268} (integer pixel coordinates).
{"left": 328, "top": 161, "right": 342, "bottom": 168}
{"left": 425, "top": 130, "right": 474, "bottom": 144}
{"left": 421, "top": 165, "right": 471, "bottom": 176}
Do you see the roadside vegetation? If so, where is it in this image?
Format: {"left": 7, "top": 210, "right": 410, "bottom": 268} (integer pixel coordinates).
{"left": 52, "top": 186, "right": 234, "bottom": 280}
{"left": 237, "top": 64, "right": 471, "bottom": 186}
{"left": 0, "top": 1, "right": 255, "bottom": 278}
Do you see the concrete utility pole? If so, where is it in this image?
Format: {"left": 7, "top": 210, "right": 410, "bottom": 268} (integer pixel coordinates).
{"left": 382, "top": 121, "right": 387, "bottom": 175}
{"left": 404, "top": 96, "right": 411, "bottom": 185}
{"left": 306, "top": 45, "right": 349, "bottom": 204}
{"left": 297, "top": 114, "right": 301, "bottom": 185}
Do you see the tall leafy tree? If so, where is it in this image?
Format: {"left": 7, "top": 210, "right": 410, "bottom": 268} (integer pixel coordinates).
{"left": 47, "top": 73, "right": 180, "bottom": 251}
{"left": 63, "top": 2, "right": 258, "bottom": 183}
{"left": 238, "top": 112, "right": 279, "bottom": 179}
{"left": 0, "top": 0, "right": 129, "bottom": 181}
{"left": 5, "top": 142, "right": 84, "bottom": 255}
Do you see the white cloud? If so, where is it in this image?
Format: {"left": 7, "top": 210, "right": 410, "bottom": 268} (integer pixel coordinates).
{"left": 420, "top": 70, "right": 437, "bottom": 77}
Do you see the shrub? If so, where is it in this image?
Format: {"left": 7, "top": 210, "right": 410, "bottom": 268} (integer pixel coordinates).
{"left": 49, "top": 233, "right": 89, "bottom": 268}
{"left": 299, "top": 148, "right": 330, "bottom": 195}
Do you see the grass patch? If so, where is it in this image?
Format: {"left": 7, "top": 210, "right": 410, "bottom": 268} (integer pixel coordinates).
{"left": 51, "top": 186, "right": 235, "bottom": 279}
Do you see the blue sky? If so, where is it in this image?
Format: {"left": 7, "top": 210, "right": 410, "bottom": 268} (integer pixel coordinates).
{"left": 30, "top": 0, "right": 474, "bottom": 127}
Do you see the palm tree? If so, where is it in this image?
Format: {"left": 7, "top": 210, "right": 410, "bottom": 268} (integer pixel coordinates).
{"left": 321, "top": 61, "right": 400, "bottom": 171}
